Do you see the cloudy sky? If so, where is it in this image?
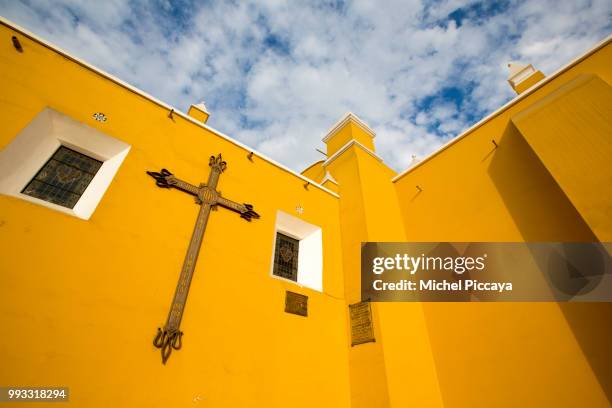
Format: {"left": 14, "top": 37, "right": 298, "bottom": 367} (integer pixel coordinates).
{"left": 1, "top": 1, "right": 610, "bottom": 172}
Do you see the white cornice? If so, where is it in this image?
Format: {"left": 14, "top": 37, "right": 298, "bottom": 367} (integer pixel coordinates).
{"left": 392, "top": 34, "right": 612, "bottom": 183}
{"left": 322, "top": 112, "right": 376, "bottom": 143}
{"left": 0, "top": 16, "right": 339, "bottom": 199}
{"left": 321, "top": 171, "right": 338, "bottom": 185}
{"left": 323, "top": 139, "right": 382, "bottom": 167}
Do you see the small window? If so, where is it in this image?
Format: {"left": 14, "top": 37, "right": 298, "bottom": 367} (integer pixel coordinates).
{"left": 0, "top": 108, "right": 130, "bottom": 219}
{"left": 273, "top": 232, "right": 299, "bottom": 281}
{"left": 21, "top": 146, "right": 102, "bottom": 209}
{"left": 269, "top": 211, "right": 323, "bottom": 291}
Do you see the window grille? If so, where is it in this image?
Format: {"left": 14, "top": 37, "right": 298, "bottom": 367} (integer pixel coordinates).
{"left": 22, "top": 146, "right": 102, "bottom": 209}
{"left": 273, "top": 232, "right": 299, "bottom": 281}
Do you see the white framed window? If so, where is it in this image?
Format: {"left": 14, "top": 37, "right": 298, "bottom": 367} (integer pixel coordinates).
{"left": 0, "top": 108, "right": 130, "bottom": 219}
{"left": 270, "top": 210, "right": 323, "bottom": 292}
{"left": 21, "top": 145, "right": 103, "bottom": 209}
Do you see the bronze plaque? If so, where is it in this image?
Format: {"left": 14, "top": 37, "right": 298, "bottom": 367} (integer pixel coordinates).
{"left": 285, "top": 291, "right": 308, "bottom": 316}
{"left": 349, "top": 301, "right": 375, "bottom": 346}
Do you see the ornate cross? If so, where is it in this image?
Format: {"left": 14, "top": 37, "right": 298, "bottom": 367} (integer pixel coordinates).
{"left": 147, "top": 154, "right": 259, "bottom": 364}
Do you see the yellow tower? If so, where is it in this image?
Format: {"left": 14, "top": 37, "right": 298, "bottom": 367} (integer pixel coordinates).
{"left": 307, "top": 113, "right": 444, "bottom": 407}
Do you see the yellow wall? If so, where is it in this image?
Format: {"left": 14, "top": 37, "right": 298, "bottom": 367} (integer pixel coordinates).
{"left": 325, "top": 146, "right": 392, "bottom": 408}
{"left": 393, "top": 41, "right": 612, "bottom": 407}
{"left": 325, "top": 136, "right": 443, "bottom": 407}
{"left": 301, "top": 160, "right": 326, "bottom": 183}
{"left": 512, "top": 73, "right": 612, "bottom": 242}
{"left": 0, "top": 22, "right": 351, "bottom": 408}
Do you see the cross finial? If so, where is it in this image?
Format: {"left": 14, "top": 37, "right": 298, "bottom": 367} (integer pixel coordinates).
{"left": 209, "top": 154, "right": 227, "bottom": 173}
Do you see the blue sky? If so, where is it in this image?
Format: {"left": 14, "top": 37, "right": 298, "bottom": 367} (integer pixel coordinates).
{"left": 1, "top": 0, "right": 610, "bottom": 171}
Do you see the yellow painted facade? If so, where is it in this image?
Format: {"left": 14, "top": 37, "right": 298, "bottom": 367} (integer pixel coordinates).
{"left": 0, "top": 17, "right": 611, "bottom": 408}
{"left": 392, "top": 39, "right": 612, "bottom": 408}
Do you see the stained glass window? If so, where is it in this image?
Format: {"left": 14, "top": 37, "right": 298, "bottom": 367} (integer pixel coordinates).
{"left": 21, "top": 146, "right": 103, "bottom": 209}
{"left": 273, "top": 232, "right": 299, "bottom": 281}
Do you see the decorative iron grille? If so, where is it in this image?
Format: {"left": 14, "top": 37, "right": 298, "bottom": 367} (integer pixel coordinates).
{"left": 21, "top": 146, "right": 103, "bottom": 209}
{"left": 273, "top": 232, "right": 299, "bottom": 281}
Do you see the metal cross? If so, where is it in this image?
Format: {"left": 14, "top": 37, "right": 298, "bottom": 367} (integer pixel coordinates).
{"left": 147, "top": 153, "right": 259, "bottom": 364}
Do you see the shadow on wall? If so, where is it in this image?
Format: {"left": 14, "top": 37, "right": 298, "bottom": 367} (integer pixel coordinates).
{"left": 488, "top": 122, "right": 612, "bottom": 403}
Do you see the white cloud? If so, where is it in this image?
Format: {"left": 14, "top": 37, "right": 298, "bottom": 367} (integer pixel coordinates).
{"left": 0, "top": 0, "right": 609, "bottom": 172}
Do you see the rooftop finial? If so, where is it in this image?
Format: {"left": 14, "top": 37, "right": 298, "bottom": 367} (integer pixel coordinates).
{"left": 188, "top": 101, "right": 210, "bottom": 123}
{"left": 507, "top": 62, "right": 545, "bottom": 95}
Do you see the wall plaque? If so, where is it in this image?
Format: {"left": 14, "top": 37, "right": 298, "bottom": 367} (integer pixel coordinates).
{"left": 285, "top": 291, "right": 308, "bottom": 316}
{"left": 349, "top": 301, "right": 375, "bottom": 346}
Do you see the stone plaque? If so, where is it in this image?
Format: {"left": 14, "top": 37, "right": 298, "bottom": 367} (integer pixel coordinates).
{"left": 285, "top": 291, "right": 308, "bottom": 316}
{"left": 349, "top": 301, "right": 375, "bottom": 346}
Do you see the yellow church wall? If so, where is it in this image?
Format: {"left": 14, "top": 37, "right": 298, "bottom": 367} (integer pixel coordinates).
{"left": 352, "top": 148, "right": 404, "bottom": 241}
{"left": 512, "top": 73, "right": 612, "bottom": 242}
{"left": 323, "top": 147, "right": 391, "bottom": 408}
{"left": 325, "top": 141, "right": 443, "bottom": 408}
{"left": 2, "top": 15, "right": 611, "bottom": 408}
{"left": 322, "top": 179, "right": 339, "bottom": 193}
{"left": 351, "top": 147, "right": 445, "bottom": 408}
{"left": 301, "top": 160, "right": 326, "bottom": 183}
{"left": 0, "top": 22, "right": 352, "bottom": 408}
{"left": 392, "top": 40, "right": 612, "bottom": 407}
